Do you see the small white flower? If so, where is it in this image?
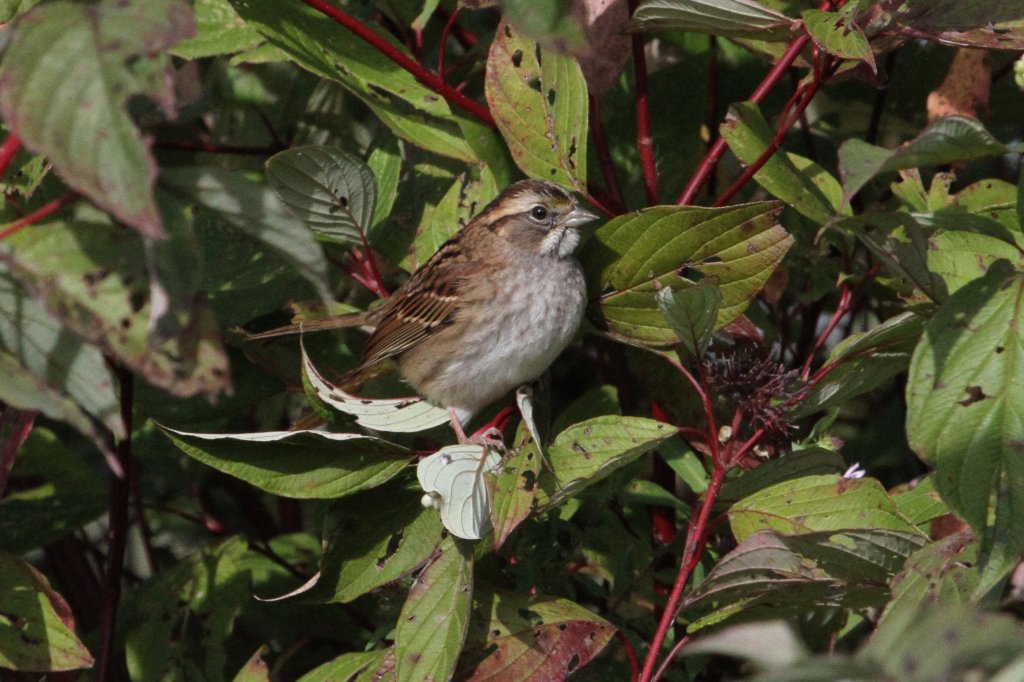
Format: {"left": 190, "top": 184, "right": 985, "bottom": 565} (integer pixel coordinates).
{"left": 843, "top": 463, "right": 866, "bottom": 479}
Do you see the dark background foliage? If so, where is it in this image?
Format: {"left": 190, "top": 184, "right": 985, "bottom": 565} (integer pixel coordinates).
{"left": 1, "top": 0, "right": 1024, "bottom": 680}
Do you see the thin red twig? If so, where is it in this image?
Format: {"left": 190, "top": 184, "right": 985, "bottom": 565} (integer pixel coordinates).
{"left": 0, "top": 134, "right": 23, "bottom": 178}
{"left": 711, "top": 66, "right": 829, "bottom": 207}
{"left": 653, "top": 634, "right": 691, "bottom": 682}
{"left": 299, "top": 0, "right": 494, "bottom": 127}
{"left": 800, "top": 282, "right": 852, "bottom": 379}
{"left": 0, "top": 191, "right": 79, "bottom": 240}
{"left": 437, "top": 7, "right": 462, "bottom": 82}
{"left": 355, "top": 227, "right": 389, "bottom": 298}
{"left": 677, "top": 33, "right": 812, "bottom": 205}
{"left": 618, "top": 631, "right": 641, "bottom": 682}
{"left": 589, "top": 96, "right": 627, "bottom": 213}
{"left": 628, "top": 0, "right": 658, "bottom": 205}
{"left": 0, "top": 408, "right": 37, "bottom": 499}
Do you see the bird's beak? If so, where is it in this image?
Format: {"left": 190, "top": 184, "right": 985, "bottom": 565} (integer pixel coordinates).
{"left": 565, "top": 206, "right": 601, "bottom": 229}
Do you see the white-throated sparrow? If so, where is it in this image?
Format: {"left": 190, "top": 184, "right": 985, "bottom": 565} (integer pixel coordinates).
{"left": 252, "top": 179, "right": 599, "bottom": 442}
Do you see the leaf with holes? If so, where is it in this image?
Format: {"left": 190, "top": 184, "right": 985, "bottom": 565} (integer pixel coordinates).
{"left": 0, "top": 0, "right": 195, "bottom": 237}
{"left": 302, "top": 345, "right": 450, "bottom": 433}
{"left": 802, "top": 9, "right": 875, "bottom": 71}
{"left": 0, "top": 553, "right": 94, "bottom": 671}
{"left": 906, "top": 261, "right": 1024, "bottom": 588}
{"left": 581, "top": 201, "right": 792, "bottom": 346}
{"left": 489, "top": 421, "right": 542, "bottom": 549}
{"left": 536, "top": 416, "right": 674, "bottom": 510}
{"left": 418, "top": 445, "right": 502, "bottom": 540}
{"left": 463, "top": 591, "right": 616, "bottom": 680}
{"left": 313, "top": 486, "right": 443, "bottom": 603}
{"left": 486, "top": 20, "right": 588, "bottom": 190}
{"left": 394, "top": 535, "right": 472, "bottom": 682}
{"left": 266, "top": 146, "right": 376, "bottom": 246}
{"left": 727, "top": 474, "right": 924, "bottom": 543}
{"left": 683, "top": 529, "right": 926, "bottom": 630}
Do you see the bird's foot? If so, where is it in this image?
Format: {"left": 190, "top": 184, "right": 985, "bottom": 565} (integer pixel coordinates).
{"left": 448, "top": 407, "right": 506, "bottom": 451}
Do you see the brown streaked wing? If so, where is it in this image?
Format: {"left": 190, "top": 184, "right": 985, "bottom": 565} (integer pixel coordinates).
{"left": 360, "top": 240, "right": 480, "bottom": 365}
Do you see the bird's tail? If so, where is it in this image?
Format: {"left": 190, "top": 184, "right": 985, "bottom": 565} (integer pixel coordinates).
{"left": 245, "top": 309, "right": 377, "bottom": 340}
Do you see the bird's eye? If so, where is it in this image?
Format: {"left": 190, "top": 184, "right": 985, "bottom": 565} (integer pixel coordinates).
{"left": 530, "top": 205, "right": 549, "bottom": 221}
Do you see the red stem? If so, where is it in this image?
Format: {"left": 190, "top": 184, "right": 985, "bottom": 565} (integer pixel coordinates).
{"left": 618, "top": 631, "right": 641, "bottom": 682}
{"left": 711, "top": 74, "right": 824, "bottom": 207}
{"left": 0, "top": 408, "right": 37, "bottom": 499}
{"left": 800, "top": 282, "right": 852, "bottom": 379}
{"left": 589, "top": 96, "right": 627, "bottom": 213}
{"left": 676, "top": 34, "right": 812, "bottom": 205}
{"left": 0, "top": 191, "right": 79, "bottom": 240}
{"left": 0, "top": 134, "right": 23, "bottom": 178}
{"left": 640, "top": 463, "right": 728, "bottom": 682}
{"left": 629, "top": 0, "right": 658, "bottom": 205}
{"left": 299, "top": 0, "right": 494, "bottom": 127}
{"left": 437, "top": 7, "right": 462, "bottom": 82}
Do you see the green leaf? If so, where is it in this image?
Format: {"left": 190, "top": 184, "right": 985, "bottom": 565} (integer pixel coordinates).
{"left": 463, "top": 591, "right": 615, "bottom": 680}
{"left": 631, "top": 0, "right": 792, "bottom": 37}
{"left": 161, "top": 166, "right": 332, "bottom": 303}
{"left": 790, "top": 312, "right": 923, "bottom": 418}
{"left": 407, "top": 168, "right": 499, "bottom": 270}
{"left": 727, "top": 474, "right": 924, "bottom": 543}
{"left": 395, "top": 535, "right": 472, "bottom": 682}
{"left": 883, "top": 532, "right": 979, "bottom": 624}
{"left": 801, "top": 9, "right": 875, "bottom": 71}
{"left": 0, "top": 261, "right": 123, "bottom": 441}
{"left": 0, "top": 553, "right": 93, "bottom": 671}
{"left": 862, "top": 601, "right": 1024, "bottom": 682}
{"left": 161, "top": 427, "right": 412, "bottom": 499}
{"left": 315, "top": 487, "right": 443, "bottom": 603}
{"left": 171, "top": 0, "right": 262, "bottom": 59}
{"left": 656, "top": 282, "right": 722, "bottom": 359}
{"left": 124, "top": 537, "right": 249, "bottom": 682}
{"left": 0, "top": 428, "right": 106, "bottom": 554}
{"left": 266, "top": 146, "right": 376, "bottom": 246}
{"left": 890, "top": 476, "right": 949, "bottom": 527}
{"left": 717, "top": 447, "right": 846, "bottom": 505}
{"left": 906, "top": 261, "right": 1024, "bottom": 583}
{"left": 536, "top": 416, "right": 675, "bottom": 510}
{"left": 582, "top": 202, "right": 792, "bottom": 345}
{"left": 720, "top": 102, "right": 842, "bottom": 224}
{"left": 684, "top": 529, "right": 926, "bottom": 625}
{"left": 2, "top": 216, "right": 231, "bottom": 400}
{"left": 231, "top": 647, "right": 271, "bottom": 682}
{"left": 0, "top": 0, "right": 195, "bottom": 237}
{"left": 490, "top": 421, "right": 543, "bottom": 549}
{"left": 839, "top": 117, "right": 1010, "bottom": 205}
{"left": 485, "top": 20, "right": 588, "bottom": 191}
{"left": 367, "top": 137, "right": 403, "bottom": 232}
{"left": 298, "top": 650, "right": 391, "bottom": 682}
{"left": 228, "top": 0, "right": 477, "bottom": 162}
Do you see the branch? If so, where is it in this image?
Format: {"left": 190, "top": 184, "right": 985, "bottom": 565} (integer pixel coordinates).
{"left": 0, "top": 134, "right": 22, "bottom": 178}
{"left": 0, "top": 191, "right": 79, "bottom": 240}
{"left": 299, "top": 0, "right": 495, "bottom": 127}
{"left": 629, "top": 0, "right": 658, "bottom": 205}
{"left": 96, "top": 363, "right": 134, "bottom": 682}
{"left": 589, "top": 96, "right": 627, "bottom": 213}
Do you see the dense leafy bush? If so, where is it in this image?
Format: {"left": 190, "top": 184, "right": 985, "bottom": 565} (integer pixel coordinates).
{"left": 2, "top": 0, "right": 1024, "bottom": 680}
